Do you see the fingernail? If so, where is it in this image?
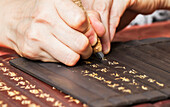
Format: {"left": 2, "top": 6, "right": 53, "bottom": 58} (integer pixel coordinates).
{"left": 103, "top": 43, "right": 110, "bottom": 54}
{"left": 90, "top": 33, "right": 97, "bottom": 46}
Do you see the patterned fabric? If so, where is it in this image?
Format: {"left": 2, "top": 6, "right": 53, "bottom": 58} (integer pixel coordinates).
{"left": 130, "top": 10, "right": 170, "bottom": 26}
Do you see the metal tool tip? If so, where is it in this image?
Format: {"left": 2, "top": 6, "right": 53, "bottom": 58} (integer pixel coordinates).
{"left": 95, "top": 52, "right": 104, "bottom": 60}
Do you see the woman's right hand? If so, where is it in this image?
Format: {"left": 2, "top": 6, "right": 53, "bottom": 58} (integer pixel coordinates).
{"left": 0, "top": 0, "right": 105, "bottom": 66}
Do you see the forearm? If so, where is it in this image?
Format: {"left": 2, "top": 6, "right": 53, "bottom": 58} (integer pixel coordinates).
{"left": 159, "top": 0, "right": 170, "bottom": 9}
{"left": 130, "top": 0, "right": 170, "bottom": 14}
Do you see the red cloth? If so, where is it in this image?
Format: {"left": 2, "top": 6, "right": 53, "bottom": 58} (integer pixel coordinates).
{"left": 114, "top": 21, "right": 170, "bottom": 42}
{"left": 0, "top": 47, "right": 16, "bottom": 56}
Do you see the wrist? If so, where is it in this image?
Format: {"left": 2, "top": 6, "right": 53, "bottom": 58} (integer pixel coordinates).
{"left": 0, "top": 0, "right": 36, "bottom": 48}
{"left": 129, "top": 0, "right": 157, "bottom": 14}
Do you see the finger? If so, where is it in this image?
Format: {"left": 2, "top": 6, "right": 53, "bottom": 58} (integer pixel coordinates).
{"left": 43, "top": 35, "right": 81, "bottom": 66}
{"left": 109, "top": 0, "right": 134, "bottom": 41}
{"left": 55, "top": 0, "right": 98, "bottom": 46}
{"left": 33, "top": 22, "right": 80, "bottom": 66}
{"left": 87, "top": 10, "right": 106, "bottom": 37}
{"left": 84, "top": 25, "right": 98, "bottom": 46}
{"left": 49, "top": 11, "right": 93, "bottom": 59}
{"left": 33, "top": 3, "right": 92, "bottom": 64}
{"left": 54, "top": 0, "right": 89, "bottom": 33}
{"left": 51, "top": 25, "right": 93, "bottom": 59}
{"left": 38, "top": 27, "right": 80, "bottom": 66}
{"left": 93, "top": 0, "right": 112, "bottom": 54}
{"left": 20, "top": 22, "right": 78, "bottom": 65}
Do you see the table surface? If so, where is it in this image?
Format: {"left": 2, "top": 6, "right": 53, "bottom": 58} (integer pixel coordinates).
{"left": 0, "top": 21, "right": 170, "bottom": 107}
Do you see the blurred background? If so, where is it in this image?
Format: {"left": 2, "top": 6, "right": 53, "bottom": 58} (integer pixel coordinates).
{"left": 130, "top": 10, "right": 170, "bottom": 26}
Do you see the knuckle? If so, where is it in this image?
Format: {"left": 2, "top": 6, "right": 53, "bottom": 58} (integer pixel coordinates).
{"left": 33, "top": 8, "right": 53, "bottom": 26}
{"left": 93, "top": 0, "right": 111, "bottom": 12}
{"left": 34, "top": 15, "right": 51, "bottom": 25}
{"left": 72, "top": 11, "right": 88, "bottom": 31}
{"left": 27, "top": 27, "right": 41, "bottom": 42}
{"left": 27, "top": 34, "right": 39, "bottom": 42}
{"left": 75, "top": 36, "right": 89, "bottom": 53}
{"left": 27, "top": 30, "right": 45, "bottom": 44}
{"left": 21, "top": 45, "right": 39, "bottom": 59}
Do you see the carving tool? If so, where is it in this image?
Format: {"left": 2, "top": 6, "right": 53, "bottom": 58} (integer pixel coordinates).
{"left": 72, "top": 0, "right": 104, "bottom": 60}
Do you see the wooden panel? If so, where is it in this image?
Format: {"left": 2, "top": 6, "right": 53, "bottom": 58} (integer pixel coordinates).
{"left": 10, "top": 38, "right": 170, "bottom": 106}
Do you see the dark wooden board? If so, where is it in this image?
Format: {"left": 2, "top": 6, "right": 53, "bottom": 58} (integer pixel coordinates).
{"left": 10, "top": 38, "right": 170, "bottom": 107}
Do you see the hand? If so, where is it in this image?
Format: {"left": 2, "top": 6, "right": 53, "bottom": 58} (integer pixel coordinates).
{"left": 82, "top": 0, "right": 113, "bottom": 54}
{"left": 0, "top": 0, "right": 105, "bottom": 66}
{"left": 107, "top": 0, "right": 170, "bottom": 41}
{"left": 82, "top": 0, "right": 170, "bottom": 53}
{"left": 109, "top": 0, "right": 166, "bottom": 39}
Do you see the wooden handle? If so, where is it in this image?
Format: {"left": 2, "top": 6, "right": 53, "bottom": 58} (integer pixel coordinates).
{"left": 72, "top": 0, "right": 84, "bottom": 9}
